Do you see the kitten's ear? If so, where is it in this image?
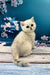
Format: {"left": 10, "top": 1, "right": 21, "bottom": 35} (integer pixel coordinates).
{"left": 31, "top": 17, "right": 34, "bottom": 22}
{"left": 20, "top": 21, "right": 24, "bottom": 26}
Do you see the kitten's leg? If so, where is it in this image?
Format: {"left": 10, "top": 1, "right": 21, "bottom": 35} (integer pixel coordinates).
{"left": 32, "top": 34, "right": 36, "bottom": 49}
{"left": 11, "top": 47, "right": 19, "bottom": 63}
{"left": 32, "top": 43, "right": 37, "bottom": 49}
{"left": 23, "top": 50, "right": 32, "bottom": 57}
{"left": 14, "top": 53, "right": 29, "bottom": 67}
{"left": 12, "top": 49, "right": 28, "bottom": 67}
{"left": 11, "top": 43, "right": 20, "bottom": 63}
{"left": 11, "top": 47, "right": 30, "bottom": 67}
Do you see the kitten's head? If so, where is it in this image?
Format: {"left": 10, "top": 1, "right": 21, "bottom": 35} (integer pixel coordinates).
{"left": 20, "top": 17, "right": 36, "bottom": 33}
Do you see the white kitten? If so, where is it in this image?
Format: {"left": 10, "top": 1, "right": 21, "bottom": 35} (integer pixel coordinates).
{"left": 11, "top": 17, "right": 36, "bottom": 66}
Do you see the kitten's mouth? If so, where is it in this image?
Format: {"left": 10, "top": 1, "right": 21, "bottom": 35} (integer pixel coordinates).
{"left": 30, "top": 27, "right": 32, "bottom": 30}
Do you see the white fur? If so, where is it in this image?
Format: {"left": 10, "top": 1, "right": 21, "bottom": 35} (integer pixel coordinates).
{"left": 21, "top": 18, "right": 36, "bottom": 33}
{"left": 11, "top": 17, "right": 36, "bottom": 66}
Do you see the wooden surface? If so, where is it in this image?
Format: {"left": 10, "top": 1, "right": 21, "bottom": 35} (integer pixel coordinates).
{"left": 0, "top": 46, "right": 50, "bottom": 75}
{"left": 0, "top": 46, "right": 50, "bottom": 64}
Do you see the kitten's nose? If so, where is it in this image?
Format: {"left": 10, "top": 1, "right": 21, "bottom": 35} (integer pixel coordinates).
{"left": 30, "top": 27, "right": 32, "bottom": 30}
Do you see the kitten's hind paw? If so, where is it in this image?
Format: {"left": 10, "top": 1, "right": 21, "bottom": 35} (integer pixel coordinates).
{"left": 17, "top": 61, "right": 30, "bottom": 67}
{"left": 14, "top": 60, "right": 30, "bottom": 67}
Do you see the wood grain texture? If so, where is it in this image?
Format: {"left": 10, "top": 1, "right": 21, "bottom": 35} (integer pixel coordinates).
{"left": 0, "top": 46, "right": 50, "bottom": 54}
{"left": 0, "top": 46, "right": 50, "bottom": 75}
{"left": 0, "top": 53, "right": 50, "bottom": 64}
{"left": 0, "top": 46, "right": 11, "bottom": 53}
{"left": 33, "top": 47, "right": 50, "bottom": 54}
{"left": 0, "top": 46, "right": 50, "bottom": 64}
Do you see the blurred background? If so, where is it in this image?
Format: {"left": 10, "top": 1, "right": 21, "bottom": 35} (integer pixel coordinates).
{"left": 0, "top": 0, "right": 50, "bottom": 42}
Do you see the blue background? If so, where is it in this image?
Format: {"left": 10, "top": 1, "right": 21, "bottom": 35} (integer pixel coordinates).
{"left": 0, "top": 0, "right": 50, "bottom": 40}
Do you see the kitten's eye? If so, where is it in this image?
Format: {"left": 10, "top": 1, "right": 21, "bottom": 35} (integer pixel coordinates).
{"left": 31, "top": 24, "right": 33, "bottom": 26}
{"left": 26, "top": 26, "right": 29, "bottom": 28}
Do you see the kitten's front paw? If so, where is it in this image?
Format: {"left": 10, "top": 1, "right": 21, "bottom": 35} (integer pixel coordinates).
{"left": 33, "top": 46, "right": 37, "bottom": 49}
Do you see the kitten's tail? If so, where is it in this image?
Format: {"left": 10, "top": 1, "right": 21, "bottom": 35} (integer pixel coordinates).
{"left": 11, "top": 46, "right": 30, "bottom": 67}
{"left": 13, "top": 59, "right": 30, "bottom": 67}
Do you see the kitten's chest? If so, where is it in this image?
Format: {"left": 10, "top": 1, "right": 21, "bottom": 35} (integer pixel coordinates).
{"left": 26, "top": 33, "right": 35, "bottom": 42}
